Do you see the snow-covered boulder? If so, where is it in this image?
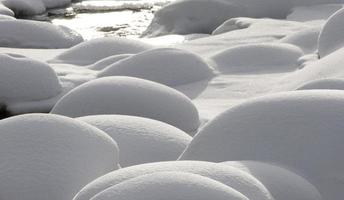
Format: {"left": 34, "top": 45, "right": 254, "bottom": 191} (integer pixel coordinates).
{"left": 0, "top": 53, "right": 61, "bottom": 103}
{"left": 0, "top": 19, "right": 83, "bottom": 48}
{"left": 98, "top": 48, "right": 214, "bottom": 87}
{"left": 78, "top": 115, "right": 192, "bottom": 167}
{"left": 51, "top": 77, "right": 200, "bottom": 132}
{"left": 211, "top": 43, "right": 303, "bottom": 74}
{"left": 297, "top": 78, "right": 344, "bottom": 90}
{"left": 50, "top": 37, "right": 153, "bottom": 65}
{"left": 0, "top": 114, "right": 119, "bottom": 200}
{"left": 318, "top": 8, "right": 344, "bottom": 57}
{"left": 180, "top": 90, "right": 344, "bottom": 200}
{"left": 280, "top": 27, "right": 321, "bottom": 53}
{"left": 73, "top": 161, "right": 272, "bottom": 200}
{"left": 0, "top": 2, "right": 14, "bottom": 16}
{"left": 223, "top": 161, "right": 322, "bottom": 200}
{"left": 88, "top": 54, "right": 133, "bottom": 71}
{"left": 90, "top": 172, "right": 248, "bottom": 200}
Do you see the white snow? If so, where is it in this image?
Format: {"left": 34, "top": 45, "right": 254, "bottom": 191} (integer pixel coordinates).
{"left": 223, "top": 161, "right": 322, "bottom": 200}
{"left": 98, "top": 48, "right": 215, "bottom": 87}
{"left": 90, "top": 172, "right": 249, "bottom": 200}
{"left": 73, "top": 161, "right": 272, "bottom": 200}
{"left": 297, "top": 78, "right": 344, "bottom": 90}
{"left": 88, "top": 54, "right": 133, "bottom": 71}
{"left": 180, "top": 90, "right": 344, "bottom": 200}
{"left": 51, "top": 77, "right": 200, "bottom": 132}
{"left": 318, "top": 8, "right": 344, "bottom": 57}
{"left": 0, "top": 19, "right": 83, "bottom": 48}
{"left": 78, "top": 115, "right": 192, "bottom": 167}
{"left": 0, "top": 2, "right": 13, "bottom": 16}
{"left": 49, "top": 37, "right": 153, "bottom": 65}
{"left": 0, "top": 113, "right": 119, "bottom": 200}
{"left": 0, "top": 53, "right": 61, "bottom": 103}
{"left": 211, "top": 43, "right": 304, "bottom": 74}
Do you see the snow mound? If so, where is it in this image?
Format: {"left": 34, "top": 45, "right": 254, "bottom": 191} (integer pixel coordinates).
{"left": 280, "top": 27, "right": 321, "bottom": 53}
{"left": 51, "top": 77, "right": 200, "bottom": 132}
{"left": 297, "top": 78, "right": 344, "bottom": 90}
{"left": 90, "top": 172, "right": 248, "bottom": 200}
{"left": 318, "top": 8, "right": 344, "bottom": 57}
{"left": 0, "top": 19, "right": 83, "bottom": 48}
{"left": 50, "top": 37, "right": 153, "bottom": 65}
{"left": 0, "top": 2, "right": 14, "bottom": 16}
{"left": 78, "top": 115, "right": 192, "bottom": 167}
{"left": 88, "top": 54, "right": 133, "bottom": 71}
{"left": 141, "top": 0, "right": 247, "bottom": 37}
{"left": 98, "top": 48, "right": 214, "bottom": 87}
{"left": 73, "top": 161, "right": 272, "bottom": 200}
{"left": 0, "top": 53, "right": 61, "bottom": 103}
{"left": 211, "top": 43, "right": 304, "bottom": 74}
{"left": 180, "top": 90, "right": 344, "bottom": 200}
{"left": 223, "top": 161, "right": 322, "bottom": 200}
{"left": 0, "top": 114, "right": 119, "bottom": 200}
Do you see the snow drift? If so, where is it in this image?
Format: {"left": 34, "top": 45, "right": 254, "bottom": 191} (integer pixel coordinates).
{"left": 50, "top": 37, "right": 153, "bottom": 65}
{"left": 78, "top": 115, "right": 192, "bottom": 167}
{"left": 180, "top": 90, "right": 344, "bottom": 200}
{"left": 211, "top": 43, "right": 303, "bottom": 74}
{"left": 0, "top": 114, "right": 119, "bottom": 200}
{"left": 0, "top": 19, "right": 83, "bottom": 48}
{"left": 98, "top": 48, "right": 214, "bottom": 87}
{"left": 90, "top": 172, "right": 249, "bottom": 200}
{"left": 51, "top": 77, "right": 200, "bottom": 132}
{"left": 0, "top": 53, "right": 61, "bottom": 103}
{"left": 73, "top": 161, "right": 272, "bottom": 200}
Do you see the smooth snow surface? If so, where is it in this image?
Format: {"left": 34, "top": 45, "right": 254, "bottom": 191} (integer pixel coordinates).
{"left": 50, "top": 37, "right": 153, "bottom": 65}
{"left": 51, "top": 77, "right": 200, "bottom": 132}
{"left": 78, "top": 115, "right": 192, "bottom": 167}
{"left": 73, "top": 161, "right": 272, "bottom": 200}
{"left": 180, "top": 90, "right": 344, "bottom": 200}
{"left": 318, "top": 8, "right": 344, "bottom": 57}
{"left": 223, "top": 161, "right": 322, "bottom": 200}
{"left": 98, "top": 48, "right": 214, "bottom": 87}
{"left": 1, "top": 0, "right": 71, "bottom": 15}
{"left": 0, "top": 53, "right": 61, "bottom": 103}
{"left": 211, "top": 43, "right": 303, "bottom": 74}
{"left": 88, "top": 54, "right": 133, "bottom": 71}
{"left": 0, "top": 114, "right": 119, "bottom": 200}
{"left": 297, "top": 78, "right": 344, "bottom": 90}
{"left": 90, "top": 172, "right": 249, "bottom": 200}
{"left": 0, "top": 19, "right": 83, "bottom": 48}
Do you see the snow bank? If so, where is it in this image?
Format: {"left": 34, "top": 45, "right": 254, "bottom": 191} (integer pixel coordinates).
{"left": 0, "top": 53, "right": 61, "bottom": 104}
{"left": 280, "top": 27, "right": 321, "bottom": 53}
{"left": 73, "top": 161, "right": 272, "bottom": 200}
{"left": 90, "top": 172, "right": 248, "bottom": 200}
{"left": 0, "top": 114, "right": 119, "bottom": 200}
{"left": 297, "top": 78, "right": 344, "bottom": 90}
{"left": 88, "top": 54, "right": 133, "bottom": 71}
{"left": 223, "top": 161, "right": 322, "bottom": 200}
{"left": 78, "top": 115, "right": 192, "bottom": 167}
{"left": 50, "top": 37, "right": 153, "bottom": 65}
{"left": 98, "top": 48, "right": 214, "bottom": 87}
{"left": 318, "top": 8, "right": 344, "bottom": 57}
{"left": 211, "top": 43, "right": 303, "bottom": 74}
{"left": 51, "top": 77, "right": 200, "bottom": 132}
{"left": 0, "top": 19, "right": 83, "bottom": 48}
{"left": 180, "top": 90, "right": 344, "bottom": 200}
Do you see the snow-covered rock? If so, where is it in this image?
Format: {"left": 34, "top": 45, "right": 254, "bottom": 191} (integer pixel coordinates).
{"left": 0, "top": 53, "right": 61, "bottom": 103}
{"left": 223, "top": 161, "right": 322, "bottom": 200}
{"left": 0, "top": 2, "right": 14, "bottom": 16}
{"left": 280, "top": 27, "right": 321, "bottom": 53}
{"left": 180, "top": 90, "right": 344, "bottom": 200}
{"left": 0, "top": 19, "right": 83, "bottom": 48}
{"left": 0, "top": 114, "right": 119, "bottom": 200}
{"left": 98, "top": 48, "right": 214, "bottom": 87}
{"left": 50, "top": 37, "right": 153, "bottom": 65}
{"left": 73, "top": 161, "right": 272, "bottom": 200}
{"left": 297, "top": 78, "right": 344, "bottom": 90}
{"left": 318, "top": 8, "right": 344, "bottom": 57}
{"left": 88, "top": 54, "right": 133, "bottom": 71}
{"left": 78, "top": 115, "right": 192, "bottom": 167}
{"left": 287, "top": 3, "right": 343, "bottom": 22}
{"left": 90, "top": 172, "right": 249, "bottom": 200}
{"left": 51, "top": 77, "right": 200, "bottom": 132}
{"left": 211, "top": 43, "right": 303, "bottom": 74}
